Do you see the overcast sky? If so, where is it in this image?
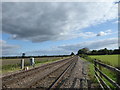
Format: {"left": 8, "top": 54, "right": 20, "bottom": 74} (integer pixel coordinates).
{"left": 1, "top": 1, "right": 119, "bottom": 56}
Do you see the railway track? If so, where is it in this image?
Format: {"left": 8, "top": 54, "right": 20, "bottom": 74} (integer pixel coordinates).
{"left": 48, "top": 56, "right": 77, "bottom": 89}
{"left": 2, "top": 56, "right": 77, "bottom": 89}
{"left": 28, "top": 56, "right": 78, "bottom": 89}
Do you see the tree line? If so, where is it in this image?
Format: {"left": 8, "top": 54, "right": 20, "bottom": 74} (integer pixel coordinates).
{"left": 76, "top": 47, "right": 120, "bottom": 55}
{"left": 2, "top": 47, "right": 120, "bottom": 59}
{"left": 2, "top": 55, "right": 70, "bottom": 59}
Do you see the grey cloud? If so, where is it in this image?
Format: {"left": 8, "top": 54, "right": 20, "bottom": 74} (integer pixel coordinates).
{"left": 96, "top": 29, "right": 113, "bottom": 36}
{"left": 0, "top": 40, "right": 19, "bottom": 56}
{"left": 97, "top": 31, "right": 107, "bottom": 36}
{"left": 2, "top": 0, "right": 117, "bottom": 2}
{"left": 26, "top": 48, "right": 70, "bottom": 56}
{"left": 26, "top": 38, "right": 118, "bottom": 55}
{"left": 2, "top": 2, "right": 117, "bottom": 42}
{"left": 58, "top": 38, "right": 118, "bottom": 51}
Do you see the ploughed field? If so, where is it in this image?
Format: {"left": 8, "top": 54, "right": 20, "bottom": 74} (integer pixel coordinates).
{"left": 1, "top": 56, "right": 90, "bottom": 89}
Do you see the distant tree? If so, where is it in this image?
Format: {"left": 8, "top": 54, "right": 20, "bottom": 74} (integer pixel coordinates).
{"left": 77, "top": 47, "right": 89, "bottom": 55}
{"left": 108, "top": 50, "right": 113, "bottom": 55}
{"left": 22, "top": 53, "right": 25, "bottom": 58}
{"left": 113, "top": 49, "right": 120, "bottom": 54}
{"left": 83, "top": 47, "right": 90, "bottom": 54}
{"left": 103, "top": 48, "right": 108, "bottom": 55}
{"left": 91, "top": 50, "right": 98, "bottom": 55}
{"left": 77, "top": 49, "right": 83, "bottom": 55}
{"left": 71, "top": 52, "right": 75, "bottom": 55}
{"left": 97, "top": 48, "right": 108, "bottom": 55}
{"left": 83, "top": 48, "right": 119, "bottom": 55}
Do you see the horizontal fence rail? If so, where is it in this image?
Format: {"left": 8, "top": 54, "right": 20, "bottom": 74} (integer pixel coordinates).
{"left": 94, "top": 59, "right": 120, "bottom": 89}
{"left": 94, "top": 60, "right": 120, "bottom": 73}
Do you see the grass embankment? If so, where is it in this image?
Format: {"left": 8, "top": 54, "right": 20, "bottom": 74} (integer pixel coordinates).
{"left": 89, "top": 54, "right": 119, "bottom": 67}
{"left": 1, "top": 57, "right": 68, "bottom": 74}
{"left": 81, "top": 58, "right": 98, "bottom": 88}
{"left": 89, "top": 55, "right": 119, "bottom": 88}
{"left": 82, "top": 54, "right": 119, "bottom": 88}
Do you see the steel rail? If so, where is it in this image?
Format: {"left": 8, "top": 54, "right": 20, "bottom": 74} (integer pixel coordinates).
{"left": 25, "top": 57, "right": 76, "bottom": 88}
{"left": 48, "top": 57, "right": 77, "bottom": 89}
{"left": 2, "top": 57, "right": 74, "bottom": 88}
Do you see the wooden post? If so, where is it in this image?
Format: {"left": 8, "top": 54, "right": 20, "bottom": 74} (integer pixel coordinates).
{"left": 99, "top": 64, "right": 102, "bottom": 78}
{"left": 21, "top": 59, "right": 24, "bottom": 69}
{"left": 98, "top": 64, "right": 103, "bottom": 87}
{"left": 94, "top": 59, "right": 97, "bottom": 80}
{"left": 94, "top": 59, "right": 97, "bottom": 71}
{"left": 117, "top": 67, "right": 120, "bottom": 86}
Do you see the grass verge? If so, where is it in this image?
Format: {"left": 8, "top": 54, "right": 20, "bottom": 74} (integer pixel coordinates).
{"left": 89, "top": 54, "right": 119, "bottom": 67}
{"left": 2, "top": 57, "right": 68, "bottom": 74}
{"left": 81, "top": 55, "right": 118, "bottom": 89}
{"left": 80, "top": 58, "right": 98, "bottom": 88}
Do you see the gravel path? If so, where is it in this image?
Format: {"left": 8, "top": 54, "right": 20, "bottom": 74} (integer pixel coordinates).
{"left": 60, "top": 56, "right": 89, "bottom": 89}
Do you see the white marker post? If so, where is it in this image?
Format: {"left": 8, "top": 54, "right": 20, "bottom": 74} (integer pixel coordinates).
{"left": 30, "top": 57, "right": 35, "bottom": 67}
{"left": 21, "top": 53, "right": 25, "bottom": 69}
{"left": 21, "top": 59, "right": 24, "bottom": 69}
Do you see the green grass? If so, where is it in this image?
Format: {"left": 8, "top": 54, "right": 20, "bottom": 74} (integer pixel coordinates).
{"left": 89, "top": 54, "right": 119, "bottom": 67}
{"left": 80, "top": 58, "right": 99, "bottom": 88}
{"left": 2, "top": 57, "right": 68, "bottom": 74}
{"left": 81, "top": 55, "right": 119, "bottom": 89}
{"left": 101, "top": 68, "right": 117, "bottom": 88}
{"left": 80, "top": 58, "right": 96, "bottom": 80}
{"left": 1, "top": 57, "right": 63, "bottom": 66}
{"left": 89, "top": 54, "right": 119, "bottom": 88}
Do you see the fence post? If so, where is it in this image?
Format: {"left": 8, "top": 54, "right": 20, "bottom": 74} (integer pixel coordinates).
{"left": 30, "top": 57, "right": 35, "bottom": 67}
{"left": 94, "top": 59, "right": 97, "bottom": 72}
{"left": 117, "top": 67, "right": 120, "bottom": 86}
{"left": 21, "top": 59, "right": 24, "bottom": 69}
{"left": 98, "top": 62, "right": 103, "bottom": 87}
{"left": 21, "top": 53, "right": 25, "bottom": 69}
{"left": 99, "top": 64, "right": 102, "bottom": 78}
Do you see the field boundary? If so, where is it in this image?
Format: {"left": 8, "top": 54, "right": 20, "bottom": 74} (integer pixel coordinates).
{"left": 94, "top": 59, "right": 120, "bottom": 89}
{"left": 1, "top": 57, "right": 72, "bottom": 78}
